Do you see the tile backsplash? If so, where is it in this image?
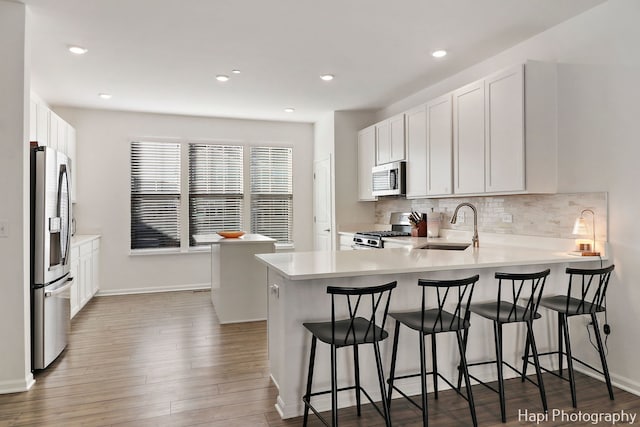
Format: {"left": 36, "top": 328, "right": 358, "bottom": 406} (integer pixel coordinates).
{"left": 375, "top": 192, "right": 608, "bottom": 241}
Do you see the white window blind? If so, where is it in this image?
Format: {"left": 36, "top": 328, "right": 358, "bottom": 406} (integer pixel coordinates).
{"left": 130, "top": 141, "right": 181, "bottom": 249}
{"left": 250, "top": 147, "right": 293, "bottom": 243}
{"left": 189, "top": 144, "right": 244, "bottom": 246}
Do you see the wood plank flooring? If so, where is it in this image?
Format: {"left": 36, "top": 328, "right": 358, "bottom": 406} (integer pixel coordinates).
{"left": 0, "top": 290, "right": 637, "bottom": 426}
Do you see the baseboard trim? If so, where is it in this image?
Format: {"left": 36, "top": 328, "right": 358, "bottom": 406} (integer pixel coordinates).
{"left": 96, "top": 283, "right": 210, "bottom": 296}
{"left": 0, "top": 373, "right": 35, "bottom": 394}
{"left": 574, "top": 366, "right": 640, "bottom": 397}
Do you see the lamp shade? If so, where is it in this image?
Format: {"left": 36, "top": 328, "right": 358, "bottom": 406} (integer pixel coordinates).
{"left": 572, "top": 216, "right": 589, "bottom": 236}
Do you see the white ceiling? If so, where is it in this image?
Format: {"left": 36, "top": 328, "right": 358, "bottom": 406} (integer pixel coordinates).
{"left": 25, "top": 0, "right": 605, "bottom": 123}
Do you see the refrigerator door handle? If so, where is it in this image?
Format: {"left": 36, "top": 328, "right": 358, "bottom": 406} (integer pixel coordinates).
{"left": 56, "top": 164, "right": 71, "bottom": 266}
{"left": 45, "top": 277, "right": 73, "bottom": 297}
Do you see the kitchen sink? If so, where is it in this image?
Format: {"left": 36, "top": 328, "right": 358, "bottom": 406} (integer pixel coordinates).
{"left": 418, "top": 243, "right": 470, "bottom": 251}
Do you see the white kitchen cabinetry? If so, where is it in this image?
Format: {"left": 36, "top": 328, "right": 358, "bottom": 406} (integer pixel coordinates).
{"left": 70, "top": 236, "right": 101, "bottom": 319}
{"left": 485, "top": 64, "right": 525, "bottom": 192}
{"left": 339, "top": 233, "right": 355, "bottom": 250}
{"left": 375, "top": 113, "right": 406, "bottom": 165}
{"left": 67, "top": 126, "right": 77, "bottom": 202}
{"left": 405, "top": 105, "right": 427, "bottom": 198}
{"left": 35, "top": 102, "right": 50, "bottom": 147}
{"left": 426, "top": 94, "right": 453, "bottom": 196}
{"left": 357, "top": 126, "right": 377, "bottom": 201}
{"left": 453, "top": 80, "right": 486, "bottom": 195}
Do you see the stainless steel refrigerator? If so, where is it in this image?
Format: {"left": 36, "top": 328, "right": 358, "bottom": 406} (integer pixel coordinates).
{"left": 30, "top": 146, "right": 73, "bottom": 370}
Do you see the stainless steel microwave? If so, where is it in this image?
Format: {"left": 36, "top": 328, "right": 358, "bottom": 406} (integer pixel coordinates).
{"left": 372, "top": 161, "right": 406, "bottom": 196}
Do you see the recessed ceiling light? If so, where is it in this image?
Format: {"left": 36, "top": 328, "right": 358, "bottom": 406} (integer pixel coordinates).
{"left": 284, "top": 108, "right": 295, "bottom": 113}
{"left": 432, "top": 50, "right": 447, "bottom": 58}
{"left": 98, "top": 93, "right": 112, "bottom": 99}
{"left": 320, "top": 74, "right": 334, "bottom": 81}
{"left": 68, "top": 45, "right": 88, "bottom": 55}
{"left": 231, "top": 69, "right": 241, "bottom": 74}
{"left": 216, "top": 75, "right": 230, "bottom": 82}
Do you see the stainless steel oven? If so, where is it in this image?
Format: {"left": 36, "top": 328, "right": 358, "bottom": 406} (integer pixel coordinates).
{"left": 372, "top": 161, "right": 406, "bottom": 197}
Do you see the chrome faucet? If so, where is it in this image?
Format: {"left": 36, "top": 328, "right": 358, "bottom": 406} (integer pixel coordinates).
{"left": 450, "top": 203, "right": 479, "bottom": 248}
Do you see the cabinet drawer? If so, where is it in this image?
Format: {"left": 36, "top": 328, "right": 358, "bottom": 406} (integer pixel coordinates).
{"left": 92, "top": 238, "right": 101, "bottom": 251}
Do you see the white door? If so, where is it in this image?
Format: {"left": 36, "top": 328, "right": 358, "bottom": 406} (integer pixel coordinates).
{"left": 313, "top": 157, "right": 332, "bottom": 251}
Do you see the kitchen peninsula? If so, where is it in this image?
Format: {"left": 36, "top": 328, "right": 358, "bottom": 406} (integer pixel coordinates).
{"left": 255, "top": 236, "right": 606, "bottom": 419}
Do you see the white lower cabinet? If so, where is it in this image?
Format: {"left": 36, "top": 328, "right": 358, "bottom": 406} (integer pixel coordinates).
{"left": 339, "top": 233, "right": 355, "bottom": 250}
{"left": 70, "top": 236, "right": 101, "bottom": 319}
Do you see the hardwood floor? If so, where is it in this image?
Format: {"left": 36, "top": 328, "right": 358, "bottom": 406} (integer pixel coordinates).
{"left": 0, "top": 290, "right": 637, "bottom": 426}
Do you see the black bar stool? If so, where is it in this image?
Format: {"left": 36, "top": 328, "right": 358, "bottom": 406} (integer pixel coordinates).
{"left": 302, "top": 281, "right": 396, "bottom": 427}
{"left": 527, "top": 264, "right": 615, "bottom": 407}
{"left": 459, "top": 269, "right": 550, "bottom": 423}
{"left": 387, "top": 275, "right": 479, "bottom": 427}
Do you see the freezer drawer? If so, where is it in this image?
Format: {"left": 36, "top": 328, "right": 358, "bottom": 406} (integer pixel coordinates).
{"left": 32, "top": 276, "right": 72, "bottom": 370}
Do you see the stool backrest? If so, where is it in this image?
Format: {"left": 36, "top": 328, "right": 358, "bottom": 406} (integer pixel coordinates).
{"left": 327, "top": 281, "right": 396, "bottom": 346}
{"left": 495, "top": 269, "right": 551, "bottom": 322}
{"left": 418, "top": 275, "right": 479, "bottom": 331}
{"left": 565, "top": 264, "right": 614, "bottom": 313}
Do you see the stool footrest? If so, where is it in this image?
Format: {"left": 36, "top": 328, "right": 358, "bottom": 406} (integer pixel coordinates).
{"left": 388, "top": 371, "right": 471, "bottom": 408}
{"left": 525, "top": 351, "right": 607, "bottom": 378}
{"left": 303, "top": 385, "right": 386, "bottom": 424}
{"left": 463, "top": 360, "right": 542, "bottom": 389}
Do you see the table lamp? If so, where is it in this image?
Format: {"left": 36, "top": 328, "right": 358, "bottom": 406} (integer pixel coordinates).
{"left": 572, "top": 209, "right": 600, "bottom": 256}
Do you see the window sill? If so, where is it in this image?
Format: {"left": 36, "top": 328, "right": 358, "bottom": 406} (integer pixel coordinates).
{"left": 129, "top": 247, "right": 211, "bottom": 256}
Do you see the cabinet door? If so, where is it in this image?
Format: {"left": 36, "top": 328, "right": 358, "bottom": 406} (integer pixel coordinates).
{"left": 427, "top": 94, "right": 453, "bottom": 196}
{"left": 91, "top": 240, "right": 100, "bottom": 295}
{"left": 405, "top": 105, "right": 427, "bottom": 198}
{"left": 57, "top": 119, "right": 68, "bottom": 154}
{"left": 35, "top": 103, "right": 50, "bottom": 146}
{"left": 453, "top": 80, "right": 485, "bottom": 194}
{"left": 49, "top": 112, "right": 59, "bottom": 151}
{"left": 389, "top": 113, "right": 406, "bottom": 161}
{"left": 357, "top": 126, "right": 377, "bottom": 201}
{"left": 70, "top": 249, "right": 80, "bottom": 318}
{"left": 375, "top": 120, "right": 390, "bottom": 165}
{"left": 67, "top": 126, "right": 77, "bottom": 202}
{"left": 485, "top": 64, "right": 525, "bottom": 192}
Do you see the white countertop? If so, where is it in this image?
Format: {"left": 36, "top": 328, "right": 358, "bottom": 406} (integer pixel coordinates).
{"left": 193, "top": 233, "right": 276, "bottom": 244}
{"left": 255, "top": 243, "right": 605, "bottom": 281}
{"left": 71, "top": 234, "right": 101, "bottom": 247}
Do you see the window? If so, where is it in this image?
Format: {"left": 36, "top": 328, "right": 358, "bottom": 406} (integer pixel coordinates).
{"left": 189, "top": 144, "right": 243, "bottom": 246}
{"left": 250, "top": 147, "right": 293, "bottom": 243}
{"left": 130, "top": 141, "right": 181, "bottom": 249}
{"left": 130, "top": 141, "right": 293, "bottom": 251}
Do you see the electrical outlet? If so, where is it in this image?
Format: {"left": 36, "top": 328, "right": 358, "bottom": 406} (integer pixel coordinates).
{"left": 502, "top": 213, "right": 513, "bottom": 223}
{"left": 457, "top": 211, "right": 466, "bottom": 223}
{"left": 0, "top": 220, "right": 8, "bottom": 238}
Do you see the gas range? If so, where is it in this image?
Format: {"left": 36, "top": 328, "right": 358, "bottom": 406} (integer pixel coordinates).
{"left": 352, "top": 230, "right": 411, "bottom": 249}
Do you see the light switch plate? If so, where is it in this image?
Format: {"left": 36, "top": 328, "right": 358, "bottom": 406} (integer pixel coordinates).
{"left": 457, "top": 211, "right": 466, "bottom": 223}
{"left": 502, "top": 213, "right": 513, "bottom": 223}
{"left": 0, "top": 220, "right": 8, "bottom": 237}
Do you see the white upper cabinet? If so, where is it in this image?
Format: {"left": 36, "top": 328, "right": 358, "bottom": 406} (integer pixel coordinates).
{"left": 426, "top": 94, "right": 453, "bottom": 196}
{"left": 375, "top": 120, "right": 391, "bottom": 165}
{"left": 405, "top": 105, "right": 427, "bottom": 198}
{"left": 35, "top": 102, "right": 50, "bottom": 146}
{"left": 453, "top": 80, "right": 485, "bottom": 195}
{"left": 29, "top": 99, "right": 37, "bottom": 142}
{"left": 357, "top": 125, "right": 377, "bottom": 201}
{"left": 68, "top": 126, "right": 77, "bottom": 203}
{"left": 485, "top": 64, "right": 524, "bottom": 193}
{"left": 389, "top": 113, "right": 406, "bottom": 162}
{"left": 375, "top": 113, "right": 406, "bottom": 165}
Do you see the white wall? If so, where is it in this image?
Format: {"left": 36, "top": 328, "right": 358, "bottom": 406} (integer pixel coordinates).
{"left": 54, "top": 107, "right": 313, "bottom": 294}
{"left": 377, "top": 0, "right": 640, "bottom": 394}
{"left": 313, "top": 111, "right": 376, "bottom": 249}
{"left": 0, "top": 1, "right": 34, "bottom": 393}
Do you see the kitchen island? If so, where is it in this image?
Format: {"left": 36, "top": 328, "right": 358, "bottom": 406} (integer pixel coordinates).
{"left": 255, "top": 237, "right": 606, "bottom": 419}
{"left": 195, "top": 233, "right": 275, "bottom": 324}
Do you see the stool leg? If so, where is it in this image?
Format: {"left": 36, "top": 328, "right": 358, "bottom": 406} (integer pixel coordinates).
{"left": 457, "top": 329, "right": 478, "bottom": 427}
{"left": 303, "top": 336, "right": 317, "bottom": 427}
{"left": 431, "top": 334, "right": 438, "bottom": 400}
{"left": 561, "top": 314, "right": 577, "bottom": 408}
{"left": 353, "top": 345, "right": 361, "bottom": 416}
{"left": 591, "top": 313, "right": 615, "bottom": 401}
{"left": 331, "top": 343, "right": 338, "bottom": 426}
{"left": 457, "top": 311, "right": 471, "bottom": 391}
{"left": 521, "top": 331, "right": 530, "bottom": 382}
{"left": 493, "top": 321, "right": 506, "bottom": 423}
{"left": 558, "top": 312, "right": 564, "bottom": 377}
{"left": 419, "top": 332, "right": 429, "bottom": 426}
{"left": 527, "top": 319, "right": 548, "bottom": 413}
{"left": 373, "top": 341, "right": 392, "bottom": 427}
{"left": 387, "top": 321, "right": 401, "bottom": 409}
